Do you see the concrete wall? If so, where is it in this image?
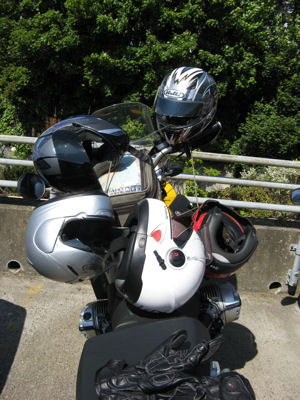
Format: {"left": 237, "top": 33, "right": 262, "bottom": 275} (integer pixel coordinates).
{"left": 0, "top": 199, "right": 299, "bottom": 293}
{"left": 236, "top": 223, "right": 300, "bottom": 292}
{"left": 0, "top": 201, "right": 34, "bottom": 274}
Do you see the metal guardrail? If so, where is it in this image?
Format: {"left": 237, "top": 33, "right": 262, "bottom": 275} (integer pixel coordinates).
{"left": 0, "top": 180, "right": 18, "bottom": 188}
{"left": 1, "top": 134, "right": 300, "bottom": 212}
{"left": 0, "top": 134, "right": 37, "bottom": 144}
{"left": 187, "top": 196, "right": 300, "bottom": 213}
{"left": 176, "top": 173, "right": 299, "bottom": 190}
{"left": 188, "top": 150, "right": 300, "bottom": 169}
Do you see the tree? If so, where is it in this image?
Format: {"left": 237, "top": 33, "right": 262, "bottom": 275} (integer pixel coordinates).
{"left": 231, "top": 101, "right": 299, "bottom": 159}
{"left": 0, "top": 0, "right": 298, "bottom": 161}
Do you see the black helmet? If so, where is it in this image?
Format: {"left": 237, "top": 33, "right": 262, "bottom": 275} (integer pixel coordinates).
{"left": 154, "top": 67, "right": 218, "bottom": 147}
{"left": 192, "top": 200, "right": 258, "bottom": 277}
{"left": 33, "top": 115, "right": 129, "bottom": 193}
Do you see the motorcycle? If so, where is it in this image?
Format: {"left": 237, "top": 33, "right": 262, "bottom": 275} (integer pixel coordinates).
{"left": 17, "top": 102, "right": 258, "bottom": 400}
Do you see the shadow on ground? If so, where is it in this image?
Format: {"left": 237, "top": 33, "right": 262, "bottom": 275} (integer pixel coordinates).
{"left": 197, "top": 321, "right": 258, "bottom": 375}
{"left": 281, "top": 295, "right": 300, "bottom": 307}
{"left": 0, "top": 299, "right": 26, "bottom": 394}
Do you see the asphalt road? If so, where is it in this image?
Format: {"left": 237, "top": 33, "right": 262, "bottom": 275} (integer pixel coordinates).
{"left": 0, "top": 272, "right": 299, "bottom": 400}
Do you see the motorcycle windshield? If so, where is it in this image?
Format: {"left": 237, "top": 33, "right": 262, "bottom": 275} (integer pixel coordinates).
{"left": 92, "top": 102, "right": 158, "bottom": 147}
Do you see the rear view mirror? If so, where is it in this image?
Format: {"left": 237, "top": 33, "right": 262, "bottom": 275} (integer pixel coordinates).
{"left": 290, "top": 188, "right": 300, "bottom": 205}
{"left": 17, "top": 173, "right": 46, "bottom": 200}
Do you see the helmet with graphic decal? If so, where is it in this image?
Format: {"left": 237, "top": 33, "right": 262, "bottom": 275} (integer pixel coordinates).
{"left": 154, "top": 67, "right": 221, "bottom": 148}
{"left": 192, "top": 200, "right": 258, "bottom": 277}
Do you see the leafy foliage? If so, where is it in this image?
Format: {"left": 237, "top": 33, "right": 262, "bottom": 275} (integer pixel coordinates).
{"left": 0, "top": 0, "right": 298, "bottom": 157}
{"left": 0, "top": 0, "right": 299, "bottom": 205}
{"left": 0, "top": 98, "right": 25, "bottom": 138}
{"left": 0, "top": 97, "right": 32, "bottom": 159}
{"left": 210, "top": 164, "right": 300, "bottom": 219}
{"left": 210, "top": 185, "right": 293, "bottom": 219}
{"left": 240, "top": 165, "right": 300, "bottom": 184}
{"left": 231, "top": 101, "right": 300, "bottom": 159}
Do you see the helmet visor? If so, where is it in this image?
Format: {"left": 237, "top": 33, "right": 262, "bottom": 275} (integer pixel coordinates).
{"left": 155, "top": 95, "right": 204, "bottom": 119}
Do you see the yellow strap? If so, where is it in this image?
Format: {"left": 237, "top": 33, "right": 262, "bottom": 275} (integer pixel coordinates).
{"left": 163, "top": 181, "right": 177, "bottom": 212}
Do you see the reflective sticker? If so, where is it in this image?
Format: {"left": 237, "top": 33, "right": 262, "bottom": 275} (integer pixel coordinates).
{"left": 151, "top": 230, "right": 162, "bottom": 242}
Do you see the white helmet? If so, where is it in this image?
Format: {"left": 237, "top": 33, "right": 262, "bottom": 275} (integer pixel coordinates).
{"left": 108, "top": 199, "right": 206, "bottom": 313}
{"left": 26, "top": 192, "right": 115, "bottom": 283}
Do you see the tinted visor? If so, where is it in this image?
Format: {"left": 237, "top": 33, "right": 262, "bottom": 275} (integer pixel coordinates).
{"left": 155, "top": 95, "right": 204, "bottom": 119}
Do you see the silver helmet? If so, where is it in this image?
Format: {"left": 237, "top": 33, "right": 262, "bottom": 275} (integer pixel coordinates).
{"left": 155, "top": 67, "right": 218, "bottom": 147}
{"left": 26, "top": 192, "right": 115, "bottom": 283}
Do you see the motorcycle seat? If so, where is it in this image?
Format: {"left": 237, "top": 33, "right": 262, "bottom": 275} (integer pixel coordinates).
{"left": 76, "top": 316, "right": 209, "bottom": 400}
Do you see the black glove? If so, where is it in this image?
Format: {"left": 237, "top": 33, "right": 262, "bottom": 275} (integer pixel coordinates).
{"left": 96, "top": 371, "right": 150, "bottom": 399}
{"left": 136, "top": 329, "right": 209, "bottom": 375}
{"left": 200, "top": 372, "right": 256, "bottom": 400}
{"left": 96, "top": 331, "right": 255, "bottom": 400}
{"left": 96, "top": 330, "right": 209, "bottom": 399}
{"left": 144, "top": 374, "right": 205, "bottom": 399}
{"left": 97, "top": 370, "right": 205, "bottom": 400}
{"left": 97, "top": 370, "right": 256, "bottom": 400}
